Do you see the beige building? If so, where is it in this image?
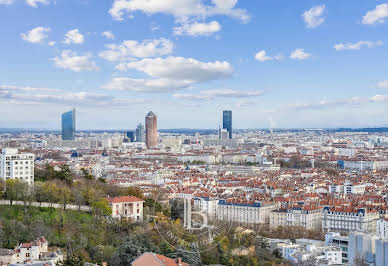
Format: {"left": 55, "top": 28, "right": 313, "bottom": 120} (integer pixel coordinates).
{"left": 270, "top": 209, "right": 288, "bottom": 228}
{"left": 106, "top": 196, "right": 145, "bottom": 222}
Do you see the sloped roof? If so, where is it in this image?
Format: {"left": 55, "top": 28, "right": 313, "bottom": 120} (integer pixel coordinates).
{"left": 146, "top": 111, "right": 156, "bottom": 117}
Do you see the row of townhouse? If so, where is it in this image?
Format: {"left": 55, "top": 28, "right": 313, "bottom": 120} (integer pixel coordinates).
{"left": 269, "top": 206, "right": 384, "bottom": 235}
{"left": 192, "top": 197, "right": 279, "bottom": 224}
{"left": 322, "top": 207, "right": 380, "bottom": 234}
{"left": 216, "top": 200, "right": 279, "bottom": 224}
{"left": 270, "top": 205, "right": 323, "bottom": 230}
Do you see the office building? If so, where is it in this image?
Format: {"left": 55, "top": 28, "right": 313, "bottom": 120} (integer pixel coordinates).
{"left": 126, "top": 131, "right": 135, "bottom": 142}
{"left": 62, "top": 108, "right": 75, "bottom": 141}
{"left": 0, "top": 148, "right": 34, "bottom": 185}
{"left": 136, "top": 123, "right": 145, "bottom": 143}
{"left": 223, "top": 110, "right": 232, "bottom": 139}
{"left": 145, "top": 111, "right": 158, "bottom": 148}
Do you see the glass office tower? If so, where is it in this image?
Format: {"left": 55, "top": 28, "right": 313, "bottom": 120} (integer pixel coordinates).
{"left": 62, "top": 109, "right": 75, "bottom": 141}
{"left": 136, "top": 123, "right": 145, "bottom": 143}
{"left": 223, "top": 110, "right": 232, "bottom": 139}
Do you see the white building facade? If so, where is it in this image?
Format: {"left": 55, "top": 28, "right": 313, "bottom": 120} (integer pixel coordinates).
{"left": 0, "top": 148, "right": 34, "bottom": 185}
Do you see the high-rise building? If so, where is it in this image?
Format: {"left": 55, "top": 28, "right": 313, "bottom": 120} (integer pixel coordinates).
{"left": 0, "top": 148, "right": 35, "bottom": 186}
{"left": 145, "top": 111, "right": 158, "bottom": 148}
{"left": 125, "top": 131, "right": 135, "bottom": 142}
{"left": 136, "top": 123, "right": 145, "bottom": 143}
{"left": 223, "top": 110, "right": 232, "bottom": 139}
{"left": 62, "top": 108, "right": 75, "bottom": 141}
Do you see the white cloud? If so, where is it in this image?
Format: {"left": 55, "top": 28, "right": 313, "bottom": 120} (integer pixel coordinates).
{"left": 102, "top": 31, "right": 115, "bottom": 40}
{"left": 255, "top": 50, "right": 282, "bottom": 62}
{"left": 0, "top": 0, "right": 14, "bottom": 5}
{"left": 104, "top": 57, "right": 232, "bottom": 93}
{"left": 64, "top": 29, "right": 84, "bottom": 44}
{"left": 362, "top": 4, "right": 388, "bottom": 25}
{"left": 48, "top": 41, "right": 56, "bottom": 46}
{"left": 236, "top": 100, "right": 256, "bottom": 107}
{"left": 0, "top": 85, "right": 144, "bottom": 106}
{"left": 173, "top": 89, "right": 263, "bottom": 101}
{"left": 376, "top": 80, "right": 388, "bottom": 89}
{"left": 174, "top": 21, "right": 221, "bottom": 36}
{"left": 104, "top": 77, "right": 192, "bottom": 93}
{"left": 26, "top": 0, "right": 50, "bottom": 7}
{"left": 20, "top": 26, "right": 50, "bottom": 43}
{"left": 109, "top": 0, "right": 250, "bottom": 22}
{"left": 99, "top": 38, "right": 174, "bottom": 62}
{"left": 290, "top": 49, "right": 311, "bottom": 60}
{"left": 201, "top": 88, "right": 263, "bottom": 97}
{"left": 117, "top": 56, "right": 233, "bottom": 82}
{"left": 0, "top": 84, "right": 63, "bottom": 93}
{"left": 334, "top": 40, "right": 383, "bottom": 51}
{"left": 53, "top": 50, "right": 99, "bottom": 72}
{"left": 303, "top": 5, "right": 326, "bottom": 28}
{"left": 370, "top": 94, "right": 388, "bottom": 102}
{"left": 288, "top": 97, "right": 363, "bottom": 111}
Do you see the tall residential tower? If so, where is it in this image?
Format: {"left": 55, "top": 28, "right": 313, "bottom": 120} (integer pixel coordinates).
{"left": 145, "top": 111, "right": 158, "bottom": 148}
{"left": 223, "top": 110, "right": 232, "bottom": 139}
{"left": 62, "top": 108, "right": 75, "bottom": 141}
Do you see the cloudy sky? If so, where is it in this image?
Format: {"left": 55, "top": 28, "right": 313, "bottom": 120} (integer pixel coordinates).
{"left": 1, "top": 0, "right": 388, "bottom": 129}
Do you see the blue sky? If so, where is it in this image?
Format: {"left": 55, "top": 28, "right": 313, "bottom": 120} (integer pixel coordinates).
{"left": 1, "top": 0, "right": 388, "bottom": 129}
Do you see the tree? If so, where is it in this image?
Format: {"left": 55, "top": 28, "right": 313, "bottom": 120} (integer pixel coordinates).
{"left": 119, "top": 186, "right": 143, "bottom": 199}
{"left": 0, "top": 180, "right": 5, "bottom": 199}
{"left": 57, "top": 254, "right": 85, "bottom": 266}
{"left": 91, "top": 199, "right": 112, "bottom": 218}
{"left": 110, "top": 235, "right": 159, "bottom": 266}
{"left": 58, "top": 186, "right": 72, "bottom": 210}
{"left": 56, "top": 165, "right": 73, "bottom": 185}
{"left": 5, "top": 179, "right": 29, "bottom": 205}
{"left": 81, "top": 168, "right": 94, "bottom": 180}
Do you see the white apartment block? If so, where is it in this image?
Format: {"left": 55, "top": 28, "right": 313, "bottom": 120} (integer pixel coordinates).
{"left": 286, "top": 206, "right": 322, "bottom": 230}
{"left": 193, "top": 197, "right": 218, "bottom": 220}
{"left": 322, "top": 207, "right": 380, "bottom": 234}
{"left": 377, "top": 218, "right": 388, "bottom": 239}
{"left": 329, "top": 183, "right": 365, "bottom": 195}
{"left": 217, "top": 200, "right": 278, "bottom": 224}
{"left": 325, "top": 232, "right": 349, "bottom": 264}
{"left": 0, "top": 148, "right": 34, "bottom": 185}
{"left": 343, "top": 183, "right": 365, "bottom": 195}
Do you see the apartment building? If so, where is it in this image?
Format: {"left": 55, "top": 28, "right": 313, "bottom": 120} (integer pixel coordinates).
{"left": 325, "top": 232, "right": 349, "bottom": 264}
{"left": 0, "top": 148, "right": 34, "bottom": 185}
{"left": 269, "top": 209, "right": 288, "bottom": 228}
{"left": 286, "top": 205, "right": 323, "bottom": 230}
{"left": 322, "top": 207, "right": 380, "bottom": 234}
{"left": 217, "top": 200, "right": 278, "bottom": 224}
{"left": 377, "top": 218, "right": 388, "bottom": 239}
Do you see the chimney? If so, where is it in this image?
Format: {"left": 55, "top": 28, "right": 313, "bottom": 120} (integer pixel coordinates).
{"left": 178, "top": 258, "right": 182, "bottom": 266}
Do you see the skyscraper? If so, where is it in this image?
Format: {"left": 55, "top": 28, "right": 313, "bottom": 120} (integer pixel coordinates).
{"left": 145, "top": 111, "right": 158, "bottom": 148}
{"left": 62, "top": 108, "right": 75, "bottom": 141}
{"left": 223, "top": 110, "right": 232, "bottom": 139}
{"left": 136, "top": 123, "right": 145, "bottom": 143}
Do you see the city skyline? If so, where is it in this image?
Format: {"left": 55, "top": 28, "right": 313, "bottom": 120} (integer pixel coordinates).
{"left": 1, "top": 1, "right": 388, "bottom": 129}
